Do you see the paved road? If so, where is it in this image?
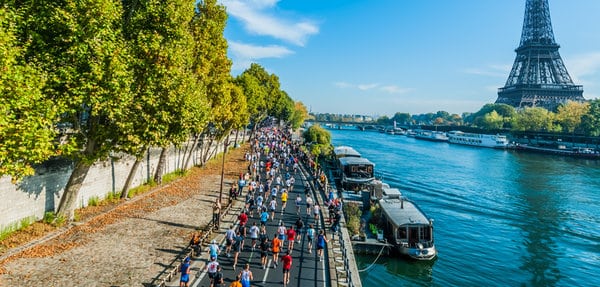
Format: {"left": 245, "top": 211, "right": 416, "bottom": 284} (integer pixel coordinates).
{"left": 192, "top": 166, "right": 330, "bottom": 287}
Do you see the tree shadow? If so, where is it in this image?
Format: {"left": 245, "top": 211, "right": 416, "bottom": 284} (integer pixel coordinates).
{"left": 17, "top": 157, "right": 72, "bottom": 213}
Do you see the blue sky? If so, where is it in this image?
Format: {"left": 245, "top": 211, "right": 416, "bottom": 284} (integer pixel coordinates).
{"left": 219, "top": 0, "right": 600, "bottom": 117}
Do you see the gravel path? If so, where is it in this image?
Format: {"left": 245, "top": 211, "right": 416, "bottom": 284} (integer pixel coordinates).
{"left": 0, "top": 146, "right": 249, "bottom": 286}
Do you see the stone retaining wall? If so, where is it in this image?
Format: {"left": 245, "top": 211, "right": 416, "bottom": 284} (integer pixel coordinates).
{"left": 0, "top": 139, "right": 225, "bottom": 230}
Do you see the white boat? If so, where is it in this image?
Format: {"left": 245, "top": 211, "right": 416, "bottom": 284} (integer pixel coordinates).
{"left": 447, "top": 131, "right": 509, "bottom": 148}
{"left": 414, "top": 129, "right": 449, "bottom": 142}
{"left": 379, "top": 192, "right": 437, "bottom": 261}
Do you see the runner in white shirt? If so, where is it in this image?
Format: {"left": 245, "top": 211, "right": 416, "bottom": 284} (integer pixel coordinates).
{"left": 305, "top": 194, "right": 314, "bottom": 215}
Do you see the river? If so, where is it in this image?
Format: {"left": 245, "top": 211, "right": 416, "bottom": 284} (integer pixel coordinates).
{"left": 328, "top": 129, "right": 600, "bottom": 287}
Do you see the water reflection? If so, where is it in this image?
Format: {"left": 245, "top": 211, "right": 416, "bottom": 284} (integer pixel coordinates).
{"left": 356, "top": 255, "right": 434, "bottom": 286}
{"left": 514, "top": 154, "right": 564, "bottom": 286}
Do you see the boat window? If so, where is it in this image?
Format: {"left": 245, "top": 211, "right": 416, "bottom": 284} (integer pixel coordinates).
{"left": 398, "top": 227, "right": 407, "bottom": 239}
{"left": 409, "top": 227, "right": 419, "bottom": 246}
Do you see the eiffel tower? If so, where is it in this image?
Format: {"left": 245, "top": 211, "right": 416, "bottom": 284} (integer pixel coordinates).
{"left": 496, "top": 0, "right": 584, "bottom": 110}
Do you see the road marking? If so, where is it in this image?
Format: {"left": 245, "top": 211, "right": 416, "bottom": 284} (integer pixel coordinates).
{"left": 262, "top": 259, "right": 272, "bottom": 283}
{"left": 321, "top": 253, "right": 326, "bottom": 285}
{"left": 192, "top": 267, "right": 207, "bottom": 287}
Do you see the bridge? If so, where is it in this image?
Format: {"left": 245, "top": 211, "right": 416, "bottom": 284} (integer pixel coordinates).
{"left": 304, "top": 120, "right": 410, "bottom": 131}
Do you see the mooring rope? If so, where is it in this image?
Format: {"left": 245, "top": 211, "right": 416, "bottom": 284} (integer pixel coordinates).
{"left": 358, "top": 244, "right": 387, "bottom": 272}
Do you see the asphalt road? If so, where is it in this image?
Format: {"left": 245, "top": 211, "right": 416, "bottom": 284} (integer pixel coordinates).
{"left": 193, "top": 166, "right": 330, "bottom": 287}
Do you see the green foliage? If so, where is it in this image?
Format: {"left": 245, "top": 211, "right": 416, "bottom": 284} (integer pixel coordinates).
{"left": 88, "top": 196, "right": 99, "bottom": 207}
{"left": 391, "top": 112, "right": 412, "bottom": 125}
{"left": 0, "top": 6, "right": 58, "bottom": 182}
{"left": 481, "top": 110, "right": 505, "bottom": 130}
{"left": 581, "top": 99, "right": 600, "bottom": 136}
{"left": 555, "top": 101, "right": 589, "bottom": 133}
{"left": 344, "top": 202, "right": 362, "bottom": 236}
{"left": 43, "top": 212, "right": 56, "bottom": 224}
{"left": 0, "top": 216, "right": 36, "bottom": 241}
{"left": 511, "top": 107, "right": 559, "bottom": 132}
{"left": 303, "top": 124, "right": 331, "bottom": 145}
{"left": 289, "top": 101, "right": 309, "bottom": 130}
{"left": 376, "top": 116, "right": 392, "bottom": 125}
{"left": 470, "top": 104, "right": 516, "bottom": 127}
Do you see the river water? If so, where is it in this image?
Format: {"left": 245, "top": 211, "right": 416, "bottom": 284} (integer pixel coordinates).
{"left": 329, "top": 129, "right": 600, "bottom": 287}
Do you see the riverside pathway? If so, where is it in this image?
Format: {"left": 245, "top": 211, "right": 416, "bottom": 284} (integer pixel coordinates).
{"left": 169, "top": 146, "right": 332, "bottom": 287}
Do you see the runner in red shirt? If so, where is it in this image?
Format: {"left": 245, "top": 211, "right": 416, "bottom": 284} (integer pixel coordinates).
{"left": 286, "top": 226, "right": 296, "bottom": 253}
{"left": 280, "top": 250, "right": 293, "bottom": 286}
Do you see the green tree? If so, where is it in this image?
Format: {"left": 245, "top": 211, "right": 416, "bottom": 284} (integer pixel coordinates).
{"left": 119, "top": 0, "right": 200, "bottom": 192}
{"left": 481, "top": 111, "right": 504, "bottom": 130}
{"left": 376, "top": 116, "right": 391, "bottom": 125}
{"left": 302, "top": 124, "right": 332, "bottom": 161}
{"left": 289, "top": 101, "right": 309, "bottom": 130}
{"left": 555, "top": 101, "right": 589, "bottom": 133}
{"left": 511, "top": 107, "right": 558, "bottom": 132}
{"left": 469, "top": 103, "right": 516, "bottom": 127}
{"left": 581, "top": 99, "right": 600, "bottom": 136}
{"left": 391, "top": 112, "right": 411, "bottom": 125}
{"left": 16, "top": 0, "right": 134, "bottom": 219}
{"left": 0, "top": 6, "right": 58, "bottom": 182}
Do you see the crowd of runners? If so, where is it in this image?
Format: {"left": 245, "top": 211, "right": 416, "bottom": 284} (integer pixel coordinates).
{"left": 180, "top": 126, "right": 344, "bottom": 287}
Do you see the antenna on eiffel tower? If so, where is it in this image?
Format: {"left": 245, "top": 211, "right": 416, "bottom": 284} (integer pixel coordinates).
{"left": 496, "top": 0, "right": 584, "bottom": 111}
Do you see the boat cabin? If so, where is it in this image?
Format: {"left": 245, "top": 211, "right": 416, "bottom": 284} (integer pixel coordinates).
{"left": 379, "top": 198, "right": 436, "bottom": 260}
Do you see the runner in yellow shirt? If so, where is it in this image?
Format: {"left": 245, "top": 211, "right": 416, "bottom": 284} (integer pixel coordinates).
{"left": 280, "top": 190, "right": 288, "bottom": 214}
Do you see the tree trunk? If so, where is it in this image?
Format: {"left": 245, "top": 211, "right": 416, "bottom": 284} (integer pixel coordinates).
{"left": 121, "top": 156, "right": 143, "bottom": 199}
{"left": 56, "top": 160, "right": 92, "bottom": 221}
{"left": 202, "top": 138, "right": 215, "bottom": 165}
{"left": 183, "top": 134, "right": 199, "bottom": 170}
{"left": 154, "top": 146, "right": 168, "bottom": 184}
{"left": 234, "top": 129, "right": 240, "bottom": 146}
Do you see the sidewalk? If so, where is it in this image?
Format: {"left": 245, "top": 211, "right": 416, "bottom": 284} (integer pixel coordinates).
{"left": 0, "top": 146, "right": 250, "bottom": 286}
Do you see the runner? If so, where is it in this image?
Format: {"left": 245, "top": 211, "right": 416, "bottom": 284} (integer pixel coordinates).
{"left": 295, "top": 195, "right": 302, "bottom": 215}
{"left": 313, "top": 203, "right": 320, "bottom": 223}
{"left": 269, "top": 196, "right": 278, "bottom": 221}
{"left": 205, "top": 256, "right": 219, "bottom": 287}
{"left": 213, "top": 265, "right": 224, "bottom": 287}
{"left": 238, "top": 263, "right": 253, "bottom": 287}
{"left": 260, "top": 208, "right": 269, "bottom": 226}
{"left": 209, "top": 239, "right": 220, "bottom": 261}
{"left": 294, "top": 217, "right": 304, "bottom": 243}
{"left": 179, "top": 257, "right": 191, "bottom": 287}
{"left": 259, "top": 236, "right": 270, "bottom": 269}
{"left": 281, "top": 250, "right": 293, "bottom": 286}
{"left": 232, "top": 231, "right": 243, "bottom": 270}
{"left": 224, "top": 225, "right": 235, "bottom": 257}
{"left": 280, "top": 189, "right": 288, "bottom": 214}
{"left": 305, "top": 194, "right": 314, "bottom": 215}
{"left": 277, "top": 223, "right": 287, "bottom": 247}
{"left": 306, "top": 224, "right": 315, "bottom": 253}
{"left": 316, "top": 229, "right": 328, "bottom": 261}
{"left": 249, "top": 222, "right": 260, "bottom": 250}
{"left": 271, "top": 233, "right": 281, "bottom": 269}
{"left": 286, "top": 225, "right": 296, "bottom": 253}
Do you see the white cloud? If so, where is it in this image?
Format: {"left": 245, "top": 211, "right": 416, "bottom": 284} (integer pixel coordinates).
{"left": 380, "top": 85, "right": 414, "bottom": 94}
{"left": 565, "top": 52, "right": 600, "bottom": 84}
{"left": 334, "top": 82, "right": 413, "bottom": 94}
{"left": 221, "top": 0, "right": 319, "bottom": 46}
{"left": 357, "top": 83, "right": 379, "bottom": 91}
{"left": 229, "top": 41, "right": 293, "bottom": 59}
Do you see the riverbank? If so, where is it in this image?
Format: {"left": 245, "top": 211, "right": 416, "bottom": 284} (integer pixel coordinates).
{"left": 0, "top": 145, "right": 250, "bottom": 286}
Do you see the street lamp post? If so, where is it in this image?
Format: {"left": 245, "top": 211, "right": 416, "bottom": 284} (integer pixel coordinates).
{"left": 218, "top": 135, "right": 230, "bottom": 205}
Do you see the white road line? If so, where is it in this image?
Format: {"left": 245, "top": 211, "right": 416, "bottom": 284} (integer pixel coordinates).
{"left": 321, "top": 254, "right": 326, "bottom": 286}
{"left": 192, "top": 267, "right": 208, "bottom": 287}
{"left": 262, "top": 259, "right": 272, "bottom": 283}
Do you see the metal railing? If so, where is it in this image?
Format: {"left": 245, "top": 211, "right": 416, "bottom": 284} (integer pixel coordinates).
{"left": 151, "top": 199, "right": 236, "bottom": 287}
